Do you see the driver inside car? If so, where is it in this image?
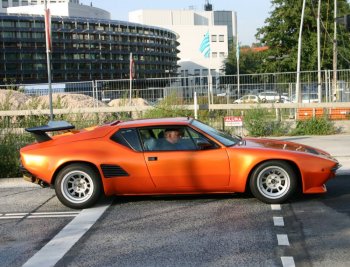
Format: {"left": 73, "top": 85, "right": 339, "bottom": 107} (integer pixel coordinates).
{"left": 155, "top": 128, "right": 185, "bottom": 150}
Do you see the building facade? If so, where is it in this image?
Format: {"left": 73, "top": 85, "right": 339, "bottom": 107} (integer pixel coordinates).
{"left": 129, "top": 8, "right": 237, "bottom": 78}
{"left": 0, "top": 0, "right": 179, "bottom": 84}
{"left": 2, "top": 0, "right": 110, "bottom": 20}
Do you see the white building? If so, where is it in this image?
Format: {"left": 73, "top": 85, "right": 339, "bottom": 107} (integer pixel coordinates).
{"left": 0, "top": 0, "right": 110, "bottom": 19}
{"left": 129, "top": 8, "right": 237, "bottom": 77}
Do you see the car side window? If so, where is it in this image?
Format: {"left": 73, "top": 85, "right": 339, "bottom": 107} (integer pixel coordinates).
{"left": 187, "top": 127, "right": 219, "bottom": 150}
{"left": 139, "top": 128, "right": 158, "bottom": 151}
{"left": 110, "top": 128, "right": 142, "bottom": 151}
{"left": 139, "top": 126, "right": 197, "bottom": 151}
{"left": 139, "top": 126, "right": 217, "bottom": 151}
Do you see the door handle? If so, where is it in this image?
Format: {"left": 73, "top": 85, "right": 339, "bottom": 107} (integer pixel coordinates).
{"left": 148, "top": 157, "right": 158, "bottom": 161}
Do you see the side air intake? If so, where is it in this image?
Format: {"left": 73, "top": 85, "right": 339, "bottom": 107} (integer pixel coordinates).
{"left": 101, "top": 164, "right": 129, "bottom": 178}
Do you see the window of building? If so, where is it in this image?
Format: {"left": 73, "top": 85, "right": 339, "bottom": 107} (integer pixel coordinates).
{"left": 33, "top": 32, "right": 44, "bottom": 39}
{"left": 33, "top": 21, "right": 44, "bottom": 28}
{"left": 3, "top": 21, "right": 15, "bottom": 27}
{"left": 219, "top": 35, "right": 224, "bottom": 42}
{"left": 2, "top": 0, "right": 9, "bottom": 8}
{"left": 219, "top": 52, "right": 225, "bottom": 58}
{"left": 3, "top": 31, "right": 16, "bottom": 38}
{"left": 212, "top": 52, "right": 217, "bottom": 58}
{"left": 18, "top": 21, "right": 30, "bottom": 28}
{"left": 19, "top": 32, "right": 31, "bottom": 38}
{"left": 211, "top": 35, "right": 217, "bottom": 42}
{"left": 6, "top": 53, "right": 18, "bottom": 60}
{"left": 22, "top": 53, "right": 33, "bottom": 60}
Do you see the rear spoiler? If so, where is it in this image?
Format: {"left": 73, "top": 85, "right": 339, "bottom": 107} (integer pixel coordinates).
{"left": 25, "top": 121, "right": 75, "bottom": 143}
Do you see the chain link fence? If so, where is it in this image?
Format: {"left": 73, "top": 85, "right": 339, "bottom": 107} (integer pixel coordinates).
{"left": 1, "top": 70, "right": 350, "bottom": 107}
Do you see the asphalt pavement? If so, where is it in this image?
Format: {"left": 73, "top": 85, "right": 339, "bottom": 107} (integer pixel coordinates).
{"left": 1, "top": 134, "right": 349, "bottom": 188}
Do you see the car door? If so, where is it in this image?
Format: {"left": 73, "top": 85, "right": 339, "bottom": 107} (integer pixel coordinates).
{"left": 107, "top": 128, "right": 156, "bottom": 194}
{"left": 140, "top": 126, "right": 230, "bottom": 192}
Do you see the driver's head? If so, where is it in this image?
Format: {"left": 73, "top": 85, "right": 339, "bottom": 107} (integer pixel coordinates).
{"left": 164, "top": 128, "right": 181, "bottom": 144}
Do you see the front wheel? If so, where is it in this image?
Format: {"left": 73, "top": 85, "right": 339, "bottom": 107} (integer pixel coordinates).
{"left": 55, "top": 163, "right": 102, "bottom": 209}
{"left": 249, "top": 161, "right": 297, "bottom": 204}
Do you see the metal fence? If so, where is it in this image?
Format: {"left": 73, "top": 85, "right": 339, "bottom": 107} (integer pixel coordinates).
{"left": 1, "top": 69, "right": 350, "bottom": 109}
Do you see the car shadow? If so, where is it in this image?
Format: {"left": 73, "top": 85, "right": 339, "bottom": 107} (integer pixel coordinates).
{"left": 102, "top": 192, "right": 255, "bottom": 206}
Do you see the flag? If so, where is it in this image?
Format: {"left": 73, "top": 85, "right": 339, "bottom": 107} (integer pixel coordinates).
{"left": 199, "top": 31, "right": 210, "bottom": 58}
{"left": 129, "top": 53, "right": 135, "bottom": 79}
{"left": 44, "top": 6, "right": 52, "bottom": 52}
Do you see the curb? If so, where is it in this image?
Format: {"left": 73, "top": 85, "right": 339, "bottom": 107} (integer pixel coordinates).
{"left": 0, "top": 178, "right": 40, "bottom": 188}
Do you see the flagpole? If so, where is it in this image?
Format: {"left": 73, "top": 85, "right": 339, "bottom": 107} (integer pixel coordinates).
{"left": 236, "top": 36, "right": 240, "bottom": 99}
{"left": 44, "top": 0, "right": 53, "bottom": 120}
{"left": 129, "top": 52, "right": 133, "bottom": 106}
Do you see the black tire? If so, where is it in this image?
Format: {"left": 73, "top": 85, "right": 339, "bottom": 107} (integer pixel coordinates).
{"left": 249, "top": 160, "right": 297, "bottom": 204}
{"left": 261, "top": 98, "right": 267, "bottom": 103}
{"left": 55, "top": 163, "right": 102, "bottom": 209}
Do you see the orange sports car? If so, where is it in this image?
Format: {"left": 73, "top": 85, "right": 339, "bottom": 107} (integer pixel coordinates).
{"left": 20, "top": 117, "right": 340, "bottom": 209}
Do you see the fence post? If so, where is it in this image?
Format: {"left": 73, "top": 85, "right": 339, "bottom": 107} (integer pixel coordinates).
{"left": 194, "top": 91, "right": 198, "bottom": 119}
{"left": 94, "top": 80, "right": 99, "bottom": 108}
{"left": 276, "top": 107, "right": 281, "bottom": 121}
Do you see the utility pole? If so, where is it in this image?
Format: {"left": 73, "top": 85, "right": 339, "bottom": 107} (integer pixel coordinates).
{"left": 44, "top": 0, "right": 53, "bottom": 120}
{"left": 296, "top": 0, "right": 306, "bottom": 103}
{"left": 236, "top": 35, "right": 240, "bottom": 99}
{"left": 317, "top": 0, "right": 322, "bottom": 103}
{"left": 333, "top": 0, "right": 337, "bottom": 102}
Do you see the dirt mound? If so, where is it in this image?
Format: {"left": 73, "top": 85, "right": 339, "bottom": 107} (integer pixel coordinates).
{"left": 0, "top": 90, "right": 31, "bottom": 110}
{"left": 0, "top": 90, "right": 108, "bottom": 110}
{"left": 108, "top": 98, "right": 149, "bottom": 107}
{"left": 32, "top": 93, "right": 107, "bottom": 109}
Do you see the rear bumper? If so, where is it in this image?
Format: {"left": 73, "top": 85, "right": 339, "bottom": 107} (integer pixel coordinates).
{"left": 20, "top": 163, "right": 49, "bottom": 188}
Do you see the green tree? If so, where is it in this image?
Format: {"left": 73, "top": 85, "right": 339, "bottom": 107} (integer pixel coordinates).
{"left": 256, "top": 0, "right": 350, "bottom": 72}
{"left": 226, "top": 0, "right": 350, "bottom": 74}
{"left": 225, "top": 45, "right": 266, "bottom": 74}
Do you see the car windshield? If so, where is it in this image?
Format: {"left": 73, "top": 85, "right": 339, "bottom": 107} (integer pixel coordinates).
{"left": 191, "top": 119, "right": 241, "bottom": 146}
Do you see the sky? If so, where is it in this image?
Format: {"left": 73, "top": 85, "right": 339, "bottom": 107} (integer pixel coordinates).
{"left": 79, "top": 0, "right": 272, "bottom": 45}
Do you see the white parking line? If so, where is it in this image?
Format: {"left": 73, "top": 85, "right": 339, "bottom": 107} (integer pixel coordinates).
{"left": 0, "top": 216, "right": 24, "bottom": 219}
{"left": 277, "top": 234, "right": 290, "bottom": 246}
{"left": 273, "top": 216, "right": 285, "bottom": 226}
{"left": 271, "top": 204, "right": 281, "bottom": 210}
{"left": 271, "top": 204, "right": 295, "bottom": 265}
{"left": 22, "top": 201, "right": 111, "bottom": 267}
{"left": 281, "top": 256, "right": 296, "bottom": 267}
{"left": 28, "top": 214, "right": 77, "bottom": 218}
{"left": 0, "top": 211, "right": 80, "bottom": 220}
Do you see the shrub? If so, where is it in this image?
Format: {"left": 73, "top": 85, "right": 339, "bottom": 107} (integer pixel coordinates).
{"left": 0, "top": 132, "right": 34, "bottom": 178}
{"left": 143, "top": 93, "right": 192, "bottom": 118}
{"left": 243, "top": 107, "right": 289, "bottom": 137}
{"left": 292, "top": 117, "right": 336, "bottom": 135}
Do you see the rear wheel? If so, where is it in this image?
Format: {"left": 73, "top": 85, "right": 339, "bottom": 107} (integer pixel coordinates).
{"left": 55, "top": 163, "right": 102, "bottom": 209}
{"left": 249, "top": 161, "right": 297, "bottom": 204}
